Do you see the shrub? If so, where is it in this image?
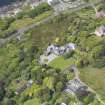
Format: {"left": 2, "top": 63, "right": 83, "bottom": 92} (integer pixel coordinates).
{"left": 63, "top": 51, "right": 74, "bottom": 59}
{"left": 0, "top": 28, "right": 17, "bottom": 38}
{"left": 92, "top": 57, "right": 105, "bottom": 68}
{"left": 28, "top": 3, "right": 52, "bottom": 18}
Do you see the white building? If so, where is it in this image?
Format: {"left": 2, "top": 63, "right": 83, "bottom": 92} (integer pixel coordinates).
{"left": 47, "top": 0, "right": 60, "bottom": 5}
{"left": 61, "top": 103, "right": 67, "bottom": 105}
{"left": 40, "top": 43, "right": 76, "bottom": 64}
{"left": 66, "top": 43, "right": 76, "bottom": 52}
{"left": 95, "top": 25, "right": 105, "bottom": 36}
{"left": 47, "top": 44, "right": 55, "bottom": 53}
{"left": 40, "top": 53, "right": 57, "bottom": 64}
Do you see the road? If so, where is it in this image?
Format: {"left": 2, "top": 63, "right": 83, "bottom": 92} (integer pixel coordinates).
{"left": 0, "top": 0, "right": 103, "bottom": 47}
{"left": 0, "top": 14, "right": 55, "bottom": 47}
{"left": 63, "top": 65, "right": 105, "bottom": 104}
{"left": 73, "top": 67, "right": 105, "bottom": 105}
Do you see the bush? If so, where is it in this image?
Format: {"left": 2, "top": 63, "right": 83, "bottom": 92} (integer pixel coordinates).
{"left": 0, "top": 28, "right": 17, "bottom": 38}
{"left": 77, "top": 58, "right": 89, "bottom": 68}
{"left": 0, "top": 80, "right": 5, "bottom": 101}
{"left": 15, "top": 3, "right": 51, "bottom": 19}
{"left": 55, "top": 82, "right": 64, "bottom": 92}
{"left": 63, "top": 51, "right": 74, "bottom": 59}
{"left": 6, "top": 89, "right": 15, "bottom": 98}
{"left": 92, "top": 57, "right": 105, "bottom": 68}
{"left": 16, "top": 12, "right": 26, "bottom": 19}
{"left": 7, "top": 99, "right": 16, "bottom": 105}
{"left": 28, "top": 3, "right": 52, "bottom": 18}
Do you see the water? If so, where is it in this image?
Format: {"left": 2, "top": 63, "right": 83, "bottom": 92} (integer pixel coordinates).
{"left": 0, "top": 0, "right": 19, "bottom": 7}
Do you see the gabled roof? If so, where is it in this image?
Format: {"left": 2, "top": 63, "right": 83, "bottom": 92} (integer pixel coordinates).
{"left": 95, "top": 25, "right": 105, "bottom": 36}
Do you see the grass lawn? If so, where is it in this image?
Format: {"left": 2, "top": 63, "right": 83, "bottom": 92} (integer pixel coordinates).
{"left": 24, "top": 98, "right": 40, "bottom": 105}
{"left": 49, "top": 56, "right": 75, "bottom": 70}
{"left": 80, "top": 66, "right": 105, "bottom": 102}
{"left": 10, "top": 11, "right": 52, "bottom": 30}
{"left": 8, "top": 79, "right": 27, "bottom": 90}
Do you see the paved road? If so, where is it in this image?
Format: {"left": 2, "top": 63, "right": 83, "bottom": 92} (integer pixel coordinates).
{"left": 0, "top": 0, "right": 103, "bottom": 47}
{"left": 0, "top": 14, "right": 56, "bottom": 47}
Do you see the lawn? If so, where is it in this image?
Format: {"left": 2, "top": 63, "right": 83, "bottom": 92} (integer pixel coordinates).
{"left": 80, "top": 66, "right": 105, "bottom": 102}
{"left": 8, "top": 79, "right": 27, "bottom": 90}
{"left": 10, "top": 11, "right": 52, "bottom": 30}
{"left": 49, "top": 56, "right": 75, "bottom": 70}
{"left": 23, "top": 98, "right": 40, "bottom": 105}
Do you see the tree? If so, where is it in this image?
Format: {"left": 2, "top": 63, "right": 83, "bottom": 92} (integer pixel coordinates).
{"left": 43, "top": 76, "right": 55, "bottom": 89}
{"left": 7, "top": 99, "right": 16, "bottom": 105}
{"left": 63, "top": 51, "right": 74, "bottom": 59}
{"left": 83, "top": 0, "right": 98, "bottom": 13}
{"left": 0, "top": 88, "right": 5, "bottom": 101}
{"left": 6, "top": 89, "right": 15, "bottom": 98}
{"left": 0, "top": 80, "right": 5, "bottom": 101}
{"left": 55, "top": 82, "right": 64, "bottom": 92}
{"left": 28, "top": 3, "right": 51, "bottom": 18}
{"left": 18, "top": 49, "right": 25, "bottom": 62}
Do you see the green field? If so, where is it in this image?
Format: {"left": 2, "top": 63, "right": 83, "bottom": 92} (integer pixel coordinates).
{"left": 10, "top": 11, "right": 52, "bottom": 30}
{"left": 80, "top": 66, "right": 105, "bottom": 102}
{"left": 49, "top": 56, "right": 75, "bottom": 70}
{"left": 24, "top": 98, "right": 40, "bottom": 105}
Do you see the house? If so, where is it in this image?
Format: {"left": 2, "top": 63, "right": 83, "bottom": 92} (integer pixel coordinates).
{"left": 59, "top": 46, "right": 66, "bottom": 55}
{"left": 47, "top": 44, "right": 56, "bottom": 54}
{"left": 95, "top": 25, "right": 105, "bottom": 36}
{"left": 47, "top": 0, "right": 60, "bottom": 5}
{"left": 40, "top": 43, "right": 76, "bottom": 64}
{"left": 66, "top": 43, "right": 76, "bottom": 52}
{"left": 61, "top": 103, "right": 67, "bottom": 105}
{"left": 47, "top": 44, "right": 65, "bottom": 55}
{"left": 64, "top": 79, "right": 88, "bottom": 95}
{"left": 47, "top": 0, "right": 53, "bottom": 5}
{"left": 47, "top": 43, "right": 76, "bottom": 56}
{"left": 0, "top": 1, "right": 23, "bottom": 17}
{"left": 96, "top": 11, "right": 105, "bottom": 18}
{"left": 53, "top": 46, "right": 60, "bottom": 55}
{"left": 40, "top": 53, "right": 58, "bottom": 64}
